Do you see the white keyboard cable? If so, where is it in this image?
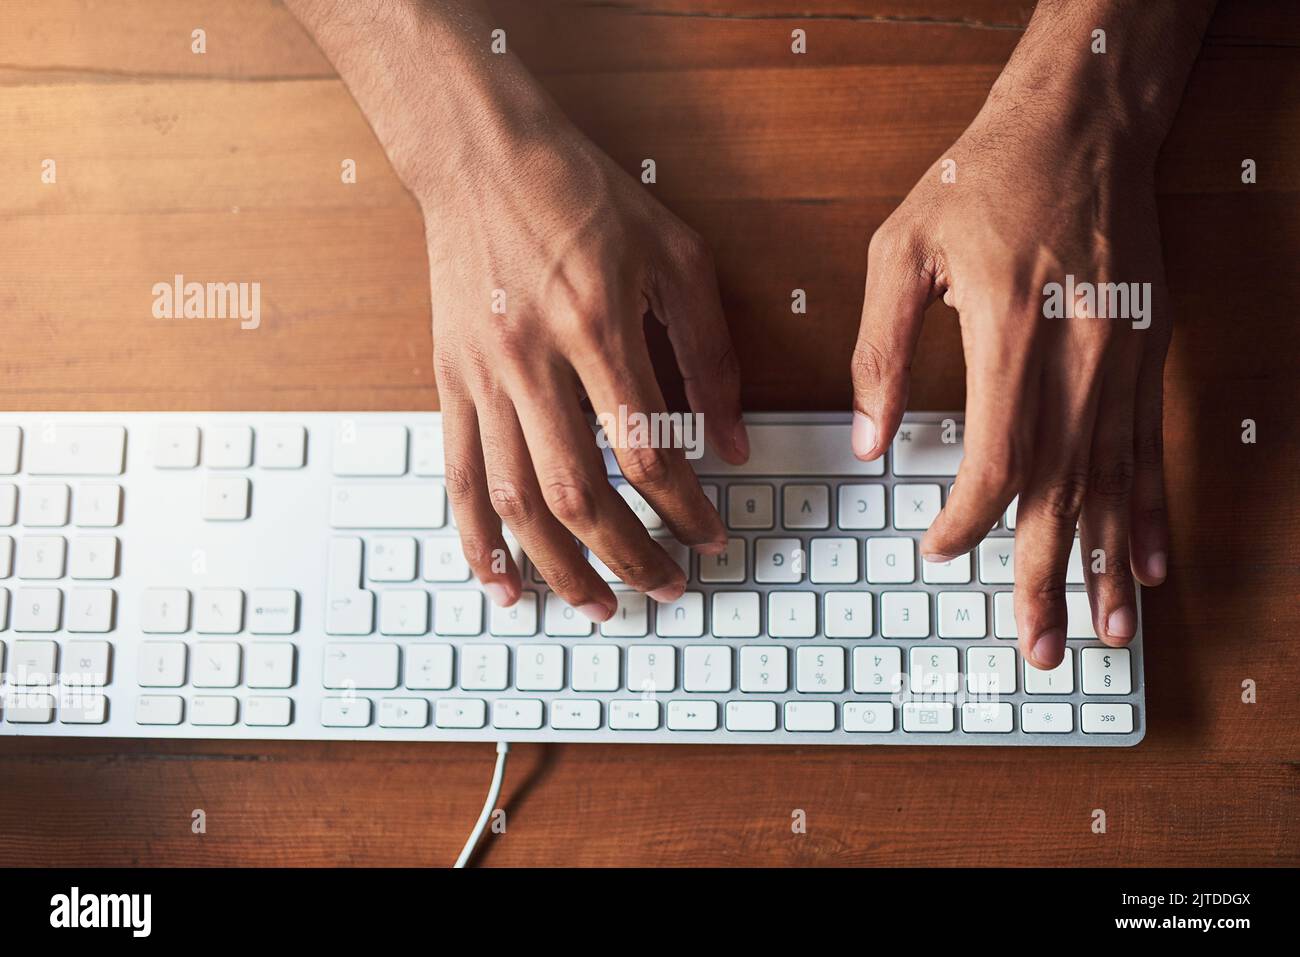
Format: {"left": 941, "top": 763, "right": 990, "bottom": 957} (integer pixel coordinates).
{"left": 453, "top": 741, "right": 510, "bottom": 868}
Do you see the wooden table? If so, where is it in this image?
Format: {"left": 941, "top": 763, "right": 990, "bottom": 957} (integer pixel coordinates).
{"left": 1, "top": 0, "right": 1297, "bottom": 866}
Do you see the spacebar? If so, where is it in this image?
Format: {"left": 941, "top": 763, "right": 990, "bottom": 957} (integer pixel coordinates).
{"left": 330, "top": 484, "right": 446, "bottom": 529}
{"left": 635, "top": 424, "right": 885, "bottom": 477}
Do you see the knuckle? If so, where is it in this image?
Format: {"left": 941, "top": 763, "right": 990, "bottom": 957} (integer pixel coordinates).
{"left": 487, "top": 480, "right": 535, "bottom": 524}
{"left": 541, "top": 471, "right": 601, "bottom": 528}
{"left": 455, "top": 532, "right": 497, "bottom": 571}
{"left": 443, "top": 460, "right": 482, "bottom": 503}
{"left": 432, "top": 343, "right": 462, "bottom": 386}
{"left": 1088, "top": 457, "right": 1135, "bottom": 502}
{"left": 867, "top": 220, "right": 907, "bottom": 265}
{"left": 1039, "top": 470, "right": 1090, "bottom": 525}
{"left": 851, "top": 337, "right": 902, "bottom": 391}
{"left": 618, "top": 443, "right": 675, "bottom": 489}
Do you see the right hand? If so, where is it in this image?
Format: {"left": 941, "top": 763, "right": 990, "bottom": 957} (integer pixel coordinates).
{"left": 422, "top": 113, "right": 747, "bottom": 621}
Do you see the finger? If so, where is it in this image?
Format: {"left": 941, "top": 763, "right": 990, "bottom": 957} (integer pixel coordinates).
{"left": 1130, "top": 319, "right": 1171, "bottom": 586}
{"left": 435, "top": 364, "right": 522, "bottom": 607}
{"left": 574, "top": 328, "right": 727, "bottom": 554}
{"left": 922, "top": 302, "right": 1039, "bottom": 561}
{"left": 1014, "top": 350, "right": 1104, "bottom": 670}
{"left": 850, "top": 222, "right": 935, "bottom": 460}
{"left": 1079, "top": 366, "right": 1141, "bottom": 647}
{"left": 651, "top": 233, "right": 749, "bottom": 464}
{"left": 509, "top": 362, "right": 690, "bottom": 602}
{"left": 473, "top": 384, "right": 620, "bottom": 621}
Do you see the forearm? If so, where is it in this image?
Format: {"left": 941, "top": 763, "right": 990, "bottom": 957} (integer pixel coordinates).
{"left": 981, "top": 0, "right": 1217, "bottom": 164}
{"left": 284, "top": 0, "right": 556, "bottom": 202}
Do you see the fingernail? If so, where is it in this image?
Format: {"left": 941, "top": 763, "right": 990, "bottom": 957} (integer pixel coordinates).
{"left": 696, "top": 539, "right": 728, "bottom": 556}
{"left": 732, "top": 420, "right": 750, "bottom": 461}
{"left": 648, "top": 583, "right": 685, "bottom": 603}
{"left": 577, "top": 601, "right": 614, "bottom": 623}
{"left": 922, "top": 552, "right": 955, "bottom": 564}
{"left": 852, "top": 411, "right": 877, "bottom": 458}
{"left": 1031, "top": 629, "right": 1065, "bottom": 668}
{"left": 483, "top": 582, "right": 512, "bottom": 607}
{"left": 1145, "top": 550, "right": 1167, "bottom": 583}
{"left": 1106, "top": 606, "right": 1137, "bottom": 640}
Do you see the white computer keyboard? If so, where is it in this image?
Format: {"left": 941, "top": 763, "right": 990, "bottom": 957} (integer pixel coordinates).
{"left": 0, "top": 412, "right": 1143, "bottom": 746}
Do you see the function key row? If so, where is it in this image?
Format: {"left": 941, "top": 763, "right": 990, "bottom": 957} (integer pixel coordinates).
{"left": 155, "top": 424, "right": 305, "bottom": 469}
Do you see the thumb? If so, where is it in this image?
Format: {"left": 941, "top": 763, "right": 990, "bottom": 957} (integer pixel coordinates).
{"left": 653, "top": 234, "right": 748, "bottom": 465}
{"left": 850, "top": 225, "right": 934, "bottom": 460}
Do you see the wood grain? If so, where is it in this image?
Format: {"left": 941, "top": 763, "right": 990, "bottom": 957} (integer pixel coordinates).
{"left": 0, "top": 0, "right": 1297, "bottom": 867}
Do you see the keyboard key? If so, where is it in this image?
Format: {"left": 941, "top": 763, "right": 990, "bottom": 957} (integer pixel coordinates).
{"left": 712, "top": 591, "right": 760, "bottom": 637}
{"left": 602, "top": 592, "right": 649, "bottom": 637}
{"left": 16, "top": 536, "right": 65, "bottom": 579}
{"left": 435, "top": 698, "right": 486, "bottom": 729}
{"left": 0, "top": 426, "right": 20, "bottom": 474}
{"left": 616, "top": 483, "right": 662, "bottom": 530}
{"left": 571, "top": 645, "right": 620, "bottom": 692}
{"left": 768, "top": 591, "right": 816, "bottom": 638}
{"left": 994, "top": 592, "right": 1016, "bottom": 638}
{"left": 20, "top": 484, "right": 69, "bottom": 527}
{"left": 72, "top": 485, "right": 121, "bottom": 527}
{"left": 460, "top": 644, "right": 509, "bottom": 691}
{"left": 1082, "top": 647, "right": 1132, "bottom": 695}
{"left": 514, "top": 644, "right": 563, "bottom": 692}
{"left": 1004, "top": 496, "right": 1018, "bottom": 529}
{"left": 655, "top": 592, "right": 704, "bottom": 637}
{"left": 154, "top": 425, "right": 200, "bottom": 468}
{"left": 837, "top": 483, "right": 886, "bottom": 530}
{"left": 824, "top": 592, "right": 872, "bottom": 638}
{"left": 138, "top": 641, "right": 186, "bottom": 687}
{"left": 420, "top": 536, "right": 469, "bottom": 581}
{"left": 5, "top": 690, "right": 55, "bottom": 724}
{"left": 609, "top": 699, "right": 660, "bottom": 730}
{"left": 725, "top": 700, "right": 777, "bottom": 732}
{"left": 141, "top": 588, "right": 190, "bottom": 633}
{"left": 27, "top": 425, "right": 125, "bottom": 476}
{"left": 59, "top": 690, "right": 107, "bottom": 724}
{"left": 701, "top": 424, "right": 885, "bottom": 477}
{"left": 0, "top": 486, "right": 14, "bottom": 526}
{"left": 246, "top": 642, "right": 296, "bottom": 689}
{"left": 1066, "top": 592, "right": 1097, "bottom": 638}
{"left": 493, "top": 699, "right": 544, "bottom": 730}
{"left": 727, "top": 484, "right": 774, "bottom": 530}
{"left": 893, "top": 483, "right": 941, "bottom": 530}
{"left": 433, "top": 589, "right": 481, "bottom": 636}
{"left": 248, "top": 589, "right": 298, "bottom": 635}
{"left": 784, "top": 700, "right": 835, "bottom": 731}
{"left": 1024, "top": 648, "right": 1074, "bottom": 695}
{"left": 1081, "top": 702, "right": 1134, "bottom": 734}
{"left": 782, "top": 484, "right": 829, "bottom": 529}
{"left": 910, "top": 646, "right": 960, "bottom": 694}
{"left": 11, "top": 639, "right": 57, "bottom": 684}
{"left": 260, "top": 425, "right": 306, "bottom": 469}
{"left": 192, "top": 641, "right": 241, "bottom": 688}
{"left": 205, "top": 426, "right": 253, "bottom": 468}
{"left": 739, "top": 645, "right": 788, "bottom": 693}
{"left": 683, "top": 645, "right": 732, "bottom": 692}
{"left": 852, "top": 646, "right": 902, "bottom": 694}
{"left": 902, "top": 701, "right": 955, "bottom": 732}
{"left": 69, "top": 536, "right": 118, "bottom": 580}
{"left": 965, "top": 646, "right": 1016, "bottom": 695}
{"left": 892, "top": 422, "right": 963, "bottom": 476}
{"left": 369, "top": 536, "right": 417, "bottom": 582}
{"left": 332, "top": 423, "right": 407, "bottom": 476}
{"left": 136, "top": 694, "right": 184, "bottom": 725}
{"left": 246, "top": 696, "right": 293, "bottom": 726}
{"left": 379, "top": 698, "right": 429, "bottom": 729}
{"left": 330, "top": 483, "right": 445, "bottom": 529}
{"left": 1067, "top": 539, "right": 1085, "bottom": 584}
{"left": 411, "top": 425, "right": 444, "bottom": 476}
{"left": 923, "top": 552, "right": 971, "bottom": 584}
{"left": 755, "top": 537, "right": 803, "bottom": 583}
{"left": 192, "top": 695, "right": 239, "bottom": 726}
{"left": 65, "top": 587, "right": 114, "bottom": 633}
{"left": 843, "top": 701, "right": 894, "bottom": 732}
{"left": 62, "top": 640, "right": 111, "bottom": 685}
{"left": 978, "top": 539, "right": 1015, "bottom": 584}
{"left": 489, "top": 592, "right": 538, "bottom": 636}
{"left": 796, "top": 645, "right": 845, "bottom": 693}
{"left": 667, "top": 700, "right": 719, "bottom": 731}
{"left": 880, "top": 592, "right": 929, "bottom": 638}
{"left": 627, "top": 645, "right": 675, "bottom": 694}
{"left": 1021, "top": 702, "right": 1073, "bottom": 733}
{"left": 322, "top": 697, "right": 371, "bottom": 728}
{"left": 202, "top": 476, "right": 250, "bottom": 521}
{"left": 698, "top": 538, "right": 745, "bottom": 583}
{"left": 809, "top": 537, "right": 858, "bottom": 584}
{"left": 866, "top": 538, "right": 914, "bottom": 583}
{"left": 937, "top": 592, "right": 986, "bottom": 638}
{"left": 379, "top": 590, "right": 428, "bottom": 635}
{"left": 962, "top": 701, "right": 1014, "bottom": 733}
{"left": 323, "top": 642, "right": 398, "bottom": 689}
{"left": 13, "top": 587, "right": 62, "bottom": 632}
{"left": 543, "top": 594, "right": 593, "bottom": 637}
{"left": 406, "top": 643, "right": 455, "bottom": 690}
{"left": 551, "top": 699, "right": 601, "bottom": 730}
{"left": 326, "top": 589, "right": 374, "bottom": 635}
